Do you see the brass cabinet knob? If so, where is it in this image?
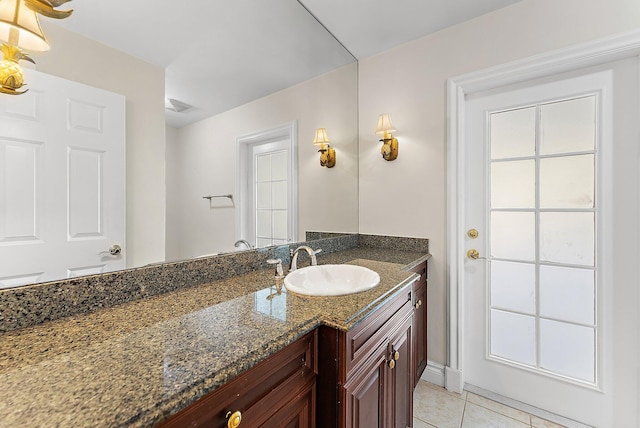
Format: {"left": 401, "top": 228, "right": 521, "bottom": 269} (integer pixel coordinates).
{"left": 418, "top": 299, "right": 422, "bottom": 307}
{"left": 226, "top": 410, "right": 242, "bottom": 428}
{"left": 388, "top": 359, "right": 396, "bottom": 369}
{"left": 393, "top": 350, "right": 400, "bottom": 361}
{"left": 414, "top": 299, "right": 423, "bottom": 309}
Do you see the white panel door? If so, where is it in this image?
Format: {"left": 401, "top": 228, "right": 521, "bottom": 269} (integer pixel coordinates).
{"left": 0, "top": 69, "right": 125, "bottom": 287}
{"left": 463, "top": 60, "right": 637, "bottom": 427}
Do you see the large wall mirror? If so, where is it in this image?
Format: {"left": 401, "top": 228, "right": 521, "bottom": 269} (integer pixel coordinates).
{"left": 0, "top": 0, "right": 358, "bottom": 288}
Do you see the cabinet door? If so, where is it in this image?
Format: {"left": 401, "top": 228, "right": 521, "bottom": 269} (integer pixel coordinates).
{"left": 262, "top": 381, "right": 315, "bottom": 428}
{"left": 413, "top": 280, "right": 427, "bottom": 387}
{"left": 389, "top": 315, "right": 413, "bottom": 428}
{"left": 343, "top": 343, "right": 389, "bottom": 428}
{"left": 412, "top": 262, "right": 428, "bottom": 387}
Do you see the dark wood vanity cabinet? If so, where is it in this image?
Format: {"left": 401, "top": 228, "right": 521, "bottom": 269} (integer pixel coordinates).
{"left": 317, "top": 282, "right": 415, "bottom": 428}
{"left": 411, "top": 261, "right": 428, "bottom": 387}
{"left": 159, "top": 264, "right": 426, "bottom": 428}
{"left": 159, "top": 330, "right": 317, "bottom": 428}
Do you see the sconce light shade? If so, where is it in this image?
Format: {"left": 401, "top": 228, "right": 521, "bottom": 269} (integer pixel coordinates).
{"left": 0, "top": 0, "right": 49, "bottom": 51}
{"left": 313, "top": 127, "right": 331, "bottom": 149}
{"left": 375, "top": 113, "right": 396, "bottom": 136}
{"left": 0, "top": 0, "right": 72, "bottom": 95}
{"left": 313, "top": 127, "right": 335, "bottom": 168}
{"left": 375, "top": 113, "right": 399, "bottom": 161}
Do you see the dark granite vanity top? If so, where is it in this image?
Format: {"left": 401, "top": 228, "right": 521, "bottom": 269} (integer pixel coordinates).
{"left": 0, "top": 246, "right": 429, "bottom": 427}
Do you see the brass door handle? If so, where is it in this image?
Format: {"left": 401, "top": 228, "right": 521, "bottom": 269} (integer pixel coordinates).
{"left": 226, "top": 410, "right": 242, "bottom": 428}
{"left": 467, "top": 249, "right": 486, "bottom": 260}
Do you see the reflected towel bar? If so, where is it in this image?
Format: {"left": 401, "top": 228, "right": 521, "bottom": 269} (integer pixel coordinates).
{"left": 203, "top": 194, "right": 233, "bottom": 201}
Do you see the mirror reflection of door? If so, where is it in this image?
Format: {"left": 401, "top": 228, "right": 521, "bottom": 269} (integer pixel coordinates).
{"left": 0, "top": 70, "right": 126, "bottom": 288}
{"left": 237, "top": 122, "right": 297, "bottom": 248}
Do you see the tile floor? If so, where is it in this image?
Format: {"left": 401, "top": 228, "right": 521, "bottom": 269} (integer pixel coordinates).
{"left": 413, "top": 380, "right": 568, "bottom": 428}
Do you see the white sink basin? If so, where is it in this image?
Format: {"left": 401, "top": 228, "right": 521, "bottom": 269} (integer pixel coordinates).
{"left": 284, "top": 264, "right": 380, "bottom": 296}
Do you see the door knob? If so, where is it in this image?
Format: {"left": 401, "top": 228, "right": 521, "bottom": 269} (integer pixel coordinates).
{"left": 100, "top": 244, "right": 122, "bottom": 256}
{"left": 467, "top": 249, "right": 481, "bottom": 260}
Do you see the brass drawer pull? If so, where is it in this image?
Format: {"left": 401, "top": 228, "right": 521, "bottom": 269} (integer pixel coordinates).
{"left": 226, "top": 410, "right": 242, "bottom": 428}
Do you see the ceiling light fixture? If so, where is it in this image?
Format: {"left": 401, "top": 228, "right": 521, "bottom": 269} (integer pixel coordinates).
{"left": 0, "top": 0, "right": 73, "bottom": 95}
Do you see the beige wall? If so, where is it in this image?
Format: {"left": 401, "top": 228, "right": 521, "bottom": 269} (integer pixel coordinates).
{"left": 166, "top": 63, "right": 358, "bottom": 260}
{"left": 358, "top": 0, "right": 640, "bottom": 368}
{"left": 34, "top": 23, "right": 166, "bottom": 268}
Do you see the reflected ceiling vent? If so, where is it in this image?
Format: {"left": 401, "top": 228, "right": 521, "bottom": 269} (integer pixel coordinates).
{"left": 165, "top": 98, "right": 192, "bottom": 113}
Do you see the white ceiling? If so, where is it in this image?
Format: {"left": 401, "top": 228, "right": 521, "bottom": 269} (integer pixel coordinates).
{"left": 299, "top": 0, "right": 523, "bottom": 59}
{"left": 51, "top": 0, "right": 522, "bottom": 128}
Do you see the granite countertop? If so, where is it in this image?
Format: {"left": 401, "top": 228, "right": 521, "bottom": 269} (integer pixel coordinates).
{"left": 0, "top": 247, "right": 429, "bottom": 427}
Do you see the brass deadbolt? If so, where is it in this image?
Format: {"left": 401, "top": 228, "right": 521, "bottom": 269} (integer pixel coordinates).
{"left": 467, "top": 229, "right": 479, "bottom": 239}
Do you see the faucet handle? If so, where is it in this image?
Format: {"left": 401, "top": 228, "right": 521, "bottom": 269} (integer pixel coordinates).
{"left": 267, "top": 259, "right": 284, "bottom": 278}
{"left": 310, "top": 248, "right": 322, "bottom": 265}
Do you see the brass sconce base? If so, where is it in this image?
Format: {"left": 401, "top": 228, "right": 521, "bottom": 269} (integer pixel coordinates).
{"left": 380, "top": 138, "right": 398, "bottom": 161}
{"left": 319, "top": 147, "right": 336, "bottom": 168}
{"left": 0, "top": 44, "right": 34, "bottom": 95}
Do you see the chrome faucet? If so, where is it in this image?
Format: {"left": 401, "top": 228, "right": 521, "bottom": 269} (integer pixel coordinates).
{"left": 234, "top": 239, "right": 253, "bottom": 249}
{"left": 290, "top": 246, "right": 322, "bottom": 271}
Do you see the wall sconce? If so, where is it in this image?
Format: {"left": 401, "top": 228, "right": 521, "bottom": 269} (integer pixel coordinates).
{"left": 0, "top": 0, "right": 73, "bottom": 95}
{"left": 375, "top": 113, "right": 398, "bottom": 161}
{"left": 313, "top": 128, "right": 336, "bottom": 168}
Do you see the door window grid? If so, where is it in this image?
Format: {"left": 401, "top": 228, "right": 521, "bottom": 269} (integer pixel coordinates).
{"left": 487, "top": 94, "right": 598, "bottom": 385}
{"left": 254, "top": 150, "right": 288, "bottom": 248}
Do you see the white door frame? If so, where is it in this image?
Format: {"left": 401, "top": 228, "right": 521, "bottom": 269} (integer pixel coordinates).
{"left": 445, "top": 30, "right": 640, "bottom": 393}
{"left": 236, "top": 121, "right": 298, "bottom": 245}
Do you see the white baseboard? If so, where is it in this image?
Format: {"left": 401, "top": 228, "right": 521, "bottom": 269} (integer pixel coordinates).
{"left": 418, "top": 362, "right": 464, "bottom": 394}
{"left": 444, "top": 366, "right": 464, "bottom": 393}
{"left": 420, "top": 360, "right": 445, "bottom": 386}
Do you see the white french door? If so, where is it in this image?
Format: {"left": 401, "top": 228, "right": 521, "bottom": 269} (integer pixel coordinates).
{"left": 251, "top": 140, "right": 291, "bottom": 248}
{"left": 462, "top": 59, "right": 638, "bottom": 427}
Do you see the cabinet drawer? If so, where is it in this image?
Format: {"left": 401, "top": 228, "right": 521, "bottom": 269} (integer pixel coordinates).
{"left": 344, "top": 284, "right": 413, "bottom": 377}
{"left": 159, "top": 330, "right": 317, "bottom": 427}
{"left": 411, "top": 263, "right": 427, "bottom": 286}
